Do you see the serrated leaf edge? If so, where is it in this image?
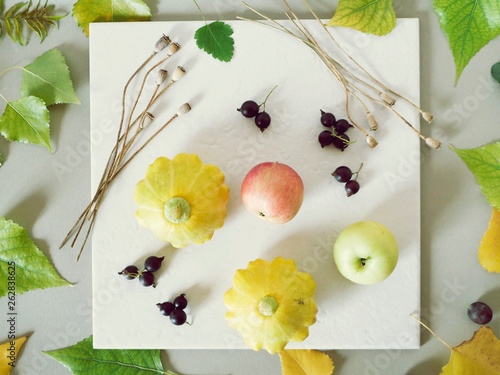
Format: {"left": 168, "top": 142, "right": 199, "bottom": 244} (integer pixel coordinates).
{"left": 195, "top": 20, "right": 235, "bottom": 62}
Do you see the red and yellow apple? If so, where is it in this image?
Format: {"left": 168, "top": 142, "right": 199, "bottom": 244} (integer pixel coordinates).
{"left": 241, "top": 162, "right": 304, "bottom": 224}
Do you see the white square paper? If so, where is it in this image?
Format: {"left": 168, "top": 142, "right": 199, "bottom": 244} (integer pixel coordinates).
{"left": 90, "top": 19, "right": 421, "bottom": 350}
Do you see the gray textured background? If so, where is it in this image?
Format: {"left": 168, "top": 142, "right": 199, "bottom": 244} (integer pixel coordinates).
{"left": 1, "top": 1, "right": 499, "bottom": 374}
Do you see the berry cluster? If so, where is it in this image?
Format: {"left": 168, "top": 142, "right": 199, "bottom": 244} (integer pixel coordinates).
{"left": 332, "top": 164, "right": 363, "bottom": 197}
{"left": 467, "top": 301, "right": 493, "bottom": 325}
{"left": 237, "top": 86, "right": 277, "bottom": 132}
{"left": 317, "top": 110, "right": 354, "bottom": 151}
{"left": 118, "top": 256, "right": 165, "bottom": 288}
{"left": 157, "top": 293, "right": 190, "bottom": 326}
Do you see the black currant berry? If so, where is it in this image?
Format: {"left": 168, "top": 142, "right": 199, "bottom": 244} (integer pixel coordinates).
{"left": 318, "top": 130, "right": 333, "bottom": 148}
{"left": 118, "top": 265, "right": 139, "bottom": 280}
{"left": 170, "top": 308, "right": 188, "bottom": 326}
{"left": 467, "top": 301, "right": 493, "bottom": 325}
{"left": 139, "top": 271, "right": 156, "bottom": 287}
{"left": 320, "top": 110, "right": 336, "bottom": 128}
{"left": 345, "top": 180, "right": 360, "bottom": 197}
{"left": 255, "top": 112, "right": 271, "bottom": 132}
{"left": 335, "top": 119, "right": 350, "bottom": 134}
{"left": 332, "top": 166, "right": 352, "bottom": 183}
{"left": 332, "top": 133, "right": 350, "bottom": 151}
{"left": 173, "top": 293, "right": 188, "bottom": 310}
{"left": 144, "top": 256, "right": 164, "bottom": 273}
{"left": 237, "top": 100, "right": 259, "bottom": 118}
{"left": 157, "top": 301, "right": 175, "bottom": 316}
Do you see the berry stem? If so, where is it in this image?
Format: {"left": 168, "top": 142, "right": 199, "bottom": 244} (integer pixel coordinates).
{"left": 331, "top": 132, "right": 355, "bottom": 145}
{"left": 192, "top": 0, "right": 207, "bottom": 23}
{"left": 352, "top": 163, "right": 363, "bottom": 181}
{"left": 260, "top": 85, "right": 278, "bottom": 111}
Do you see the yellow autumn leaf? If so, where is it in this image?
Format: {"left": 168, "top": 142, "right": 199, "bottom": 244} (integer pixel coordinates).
{"left": 440, "top": 326, "right": 500, "bottom": 375}
{"left": 279, "top": 349, "right": 334, "bottom": 375}
{"left": 479, "top": 207, "right": 500, "bottom": 273}
{"left": 0, "top": 336, "right": 29, "bottom": 373}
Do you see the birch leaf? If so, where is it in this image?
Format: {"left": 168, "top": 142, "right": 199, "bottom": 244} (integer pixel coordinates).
{"left": 21, "top": 48, "right": 80, "bottom": 106}
{"left": 279, "top": 349, "right": 335, "bottom": 375}
{"left": 326, "top": 0, "right": 396, "bottom": 36}
{"left": 0, "top": 218, "right": 71, "bottom": 298}
{"left": 451, "top": 142, "right": 500, "bottom": 208}
{"left": 44, "top": 336, "right": 175, "bottom": 375}
{"left": 0, "top": 336, "right": 29, "bottom": 373}
{"left": 434, "top": 0, "right": 500, "bottom": 83}
{"left": 72, "top": 0, "right": 151, "bottom": 36}
{"left": 440, "top": 326, "right": 500, "bottom": 374}
{"left": 0, "top": 96, "right": 52, "bottom": 152}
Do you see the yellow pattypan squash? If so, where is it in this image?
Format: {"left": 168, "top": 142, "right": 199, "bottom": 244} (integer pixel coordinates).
{"left": 224, "top": 257, "right": 317, "bottom": 354}
{"left": 134, "top": 153, "right": 229, "bottom": 248}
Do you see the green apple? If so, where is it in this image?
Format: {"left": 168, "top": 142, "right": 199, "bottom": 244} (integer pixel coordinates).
{"left": 333, "top": 221, "right": 398, "bottom": 285}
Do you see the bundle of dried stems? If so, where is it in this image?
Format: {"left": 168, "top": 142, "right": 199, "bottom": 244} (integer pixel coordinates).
{"left": 60, "top": 35, "right": 192, "bottom": 260}
{"left": 239, "top": 0, "right": 441, "bottom": 150}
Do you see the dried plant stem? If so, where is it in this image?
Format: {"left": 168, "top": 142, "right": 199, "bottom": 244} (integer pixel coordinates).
{"left": 61, "top": 38, "right": 190, "bottom": 259}
{"left": 109, "top": 52, "right": 156, "bottom": 185}
{"left": 410, "top": 314, "right": 452, "bottom": 349}
{"left": 115, "top": 52, "right": 176, "bottom": 171}
{"left": 240, "top": 0, "right": 438, "bottom": 147}
{"left": 299, "top": 0, "right": 424, "bottom": 114}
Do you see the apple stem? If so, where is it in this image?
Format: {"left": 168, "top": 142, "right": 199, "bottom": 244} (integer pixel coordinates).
{"left": 360, "top": 258, "right": 366, "bottom": 266}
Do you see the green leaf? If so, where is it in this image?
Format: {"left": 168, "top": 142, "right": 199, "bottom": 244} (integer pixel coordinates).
{"left": 21, "top": 48, "right": 80, "bottom": 105}
{"left": 72, "top": 0, "right": 152, "bottom": 36}
{"left": 195, "top": 21, "right": 235, "bottom": 62}
{"left": 0, "top": 96, "right": 52, "bottom": 152}
{"left": 434, "top": 0, "right": 500, "bottom": 84}
{"left": 451, "top": 142, "right": 500, "bottom": 208}
{"left": 0, "top": 0, "right": 3, "bottom": 38}
{"left": 491, "top": 62, "right": 500, "bottom": 84}
{"left": 44, "top": 336, "right": 177, "bottom": 375}
{"left": 3, "top": 1, "right": 65, "bottom": 45}
{"left": 326, "top": 0, "right": 396, "bottom": 36}
{"left": 0, "top": 218, "right": 71, "bottom": 298}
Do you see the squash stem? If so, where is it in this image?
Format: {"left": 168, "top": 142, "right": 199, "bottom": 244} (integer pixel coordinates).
{"left": 258, "top": 295, "right": 278, "bottom": 317}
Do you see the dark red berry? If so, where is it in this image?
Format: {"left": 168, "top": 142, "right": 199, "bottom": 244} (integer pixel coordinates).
{"left": 345, "top": 180, "right": 360, "bottom": 197}
{"left": 170, "top": 308, "right": 188, "bottom": 325}
{"left": 332, "top": 166, "right": 352, "bottom": 183}
{"left": 139, "top": 271, "right": 156, "bottom": 287}
{"left": 237, "top": 100, "right": 259, "bottom": 118}
{"left": 173, "top": 293, "right": 188, "bottom": 310}
{"left": 118, "top": 265, "right": 139, "bottom": 280}
{"left": 467, "top": 301, "right": 493, "bottom": 324}
{"left": 320, "top": 110, "right": 336, "bottom": 127}
{"left": 318, "top": 130, "right": 333, "bottom": 147}
{"left": 335, "top": 119, "right": 350, "bottom": 134}
{"left": 332, "top": 133, "right": 350, "bottom": 151}
{"left": 255, "top": 112, "right": 271, "bottom": 132}
{"left": 157, "top": 301, "right": 175, "bottom": 316}
{"left": 144, "top": 256, "right": 164, "bottom": 273}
